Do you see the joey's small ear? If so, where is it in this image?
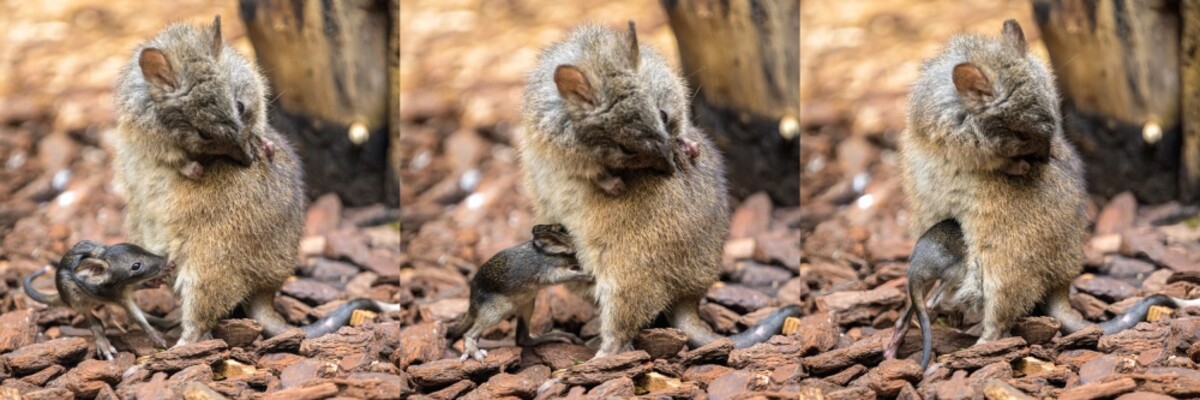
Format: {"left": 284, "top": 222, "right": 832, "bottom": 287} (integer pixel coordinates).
{"left": 73, "top": 258, "right": 111, "bottom": 286}
{"left": 554, "top": 65, "right": 596, "bottom": 108}
{"left": 533, "top": 229, "right": 575, "bottom": 256}
{"left": 211, "top": 15, "right": 223, "bottom": 58}
{"left": 1002, "top": 19, "right": 1027, "bottom": 54}
{"left": 140, "top": 48, "right": 179, "bottom": 92}
{"left": 952, "top": 63, "right": 995, "bottom": 105}
{"left": 627, "top": 20, "right": 640, "bottom": 69}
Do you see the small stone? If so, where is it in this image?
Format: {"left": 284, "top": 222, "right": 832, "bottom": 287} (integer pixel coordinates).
{"left": 706, "top": 284, "right": 775, "bottom": 313}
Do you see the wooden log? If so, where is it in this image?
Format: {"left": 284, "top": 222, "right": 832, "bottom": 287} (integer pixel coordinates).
{"left": 388, "top": 0, "right": 400, "bottom": 206}
{"left": 1182, "top": 0, "right": 1200, "bottom": 202}
{"left": 239, "top": 0, "right": 394, "bottom": 207}
{"left": 1032, "top": 0, "right": 1182, "bottom": 203}
{"left": 663, "top": 0, "right": 800, "bottom": 206}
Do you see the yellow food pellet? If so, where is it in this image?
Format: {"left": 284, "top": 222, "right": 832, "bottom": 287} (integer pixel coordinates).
{"left": 1147, "top": 305, "right": 1173, "bottom": 322}
{"left": 350, "top": 309, "right": 378, "bottom": 327}
{"left": 782, "top": 317, "right": 802, "bottom": 335}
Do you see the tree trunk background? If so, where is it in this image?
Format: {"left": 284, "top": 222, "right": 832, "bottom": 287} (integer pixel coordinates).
{"left": 663, "top": 0, "right": 800, "bottom": 207}
{"left": 1032, "top": 0, "right": 1183, "bottom": 204}
{"left": 239, "top": 0, "right": 395, "bottom": 207}
{"left": 1182, "top": 0, "right": 1200, "bottom": 202}
{"left": 388, "top": 0, "right": 400, "bottom": 206}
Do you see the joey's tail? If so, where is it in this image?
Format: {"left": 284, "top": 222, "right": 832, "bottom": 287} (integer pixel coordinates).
{"left": 671, "top": 301, "right": 802, "bottom": 349}
{"left": 245, "top": 293, "right": 400, "bottom": 338}
{"left": 1044, "top": 288, "right": 1200, "bottom": 335}
{"left": 22, "top": 266, "right": 62, "bottom": 306}
{"left": 446, "top": 306, "right": 476, "bottom": 340}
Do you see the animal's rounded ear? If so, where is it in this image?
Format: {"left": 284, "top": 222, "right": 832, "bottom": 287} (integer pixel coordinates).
{"left": 73, "top": 259, "right": 111, "bottom": 286}
{"left": 70, "top": 240, "right": 106, "bottom": 258}
{"left": 554, "top": 65, "right": 596, "bottom": 109}
{"left": 140, "top": 48, "right": 179, "bottom": 93}
{"left": 627, "top": 20, "right": 640, "bottom": 70}
{"left": 952, "top": 63, "right": 995, "bottom": 105}
{"left": 532, "top": 229, "right": 575, "bottom": 256}
{"left": 1002, "top": 19, "right": 1027, "bottom": 54}
{"left": 210, "top": 15, "right": 223, "bottom": 58}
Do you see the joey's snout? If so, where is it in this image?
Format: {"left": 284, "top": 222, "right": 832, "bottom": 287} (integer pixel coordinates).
{"left": 650, "top": 142, "right": 677, "bottom": 176}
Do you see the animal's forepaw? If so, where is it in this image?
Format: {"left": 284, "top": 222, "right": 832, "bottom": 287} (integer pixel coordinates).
{"left": 180, "top": 162, "right": 204, "bottom": 180}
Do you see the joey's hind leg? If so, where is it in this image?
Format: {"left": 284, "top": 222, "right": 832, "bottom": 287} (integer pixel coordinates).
{"left": 124, "top": 298, "right": 167, "bottom": 348}
{"left": 461, "top": 298, "right": 513, "bottom": 362}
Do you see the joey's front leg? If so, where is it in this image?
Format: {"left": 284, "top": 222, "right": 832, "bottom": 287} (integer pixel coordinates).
{"left": 124, "top": 298, "right": 167, "bottom": 348}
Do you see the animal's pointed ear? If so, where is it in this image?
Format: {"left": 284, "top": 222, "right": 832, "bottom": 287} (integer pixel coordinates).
{"left": 532, "top": 225, "right": 574, "bottom": 255}
{"left": 1002, "top": 19, "right": 1027, "bottom": 54}
{"left": 73, "top": 258, "right": 111, "bottom": 286}
{"left": 210, "top": 15, "right": 223, "bottom": 58}
{"left": 554, "top": 65, "right": 596, "bottom": 109}
{"left": 952, "top": 63, "right": 995, "bottom": 105}
{"left": 627, "top": 20, "right": 640, "bottom": 69}
{"left": 140, "top": 48, "right": 179, "bottom": 93}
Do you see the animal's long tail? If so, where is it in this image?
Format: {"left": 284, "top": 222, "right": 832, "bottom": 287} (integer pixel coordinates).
{"left": 22, "top": 265, "right": 62, "bottom": 306}
{"left": 1044, "top": 287, "right": 1200, "bottom": 335}
{"left": 245, "top": 294, "right": 400, "bottom": 338}
{"left": 446, "top": 305, "right": 476, "bottom": 340}
{"left": 671, "top": 301, "right": 802, "bottom": 349}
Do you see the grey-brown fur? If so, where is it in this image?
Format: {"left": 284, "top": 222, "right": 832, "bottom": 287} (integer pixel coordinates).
{"left": 518, "top": 21, "right": 798, "bottom": 360}
{"left": 23, "top": 241, "right": 174, "bottom": 360}
{"left": 447, "top": 224, "right": 592, "bottom": 361}
{"left": 111, "top": 16, "right": 307, "bottom": 345}
{"left": 900, "top": 19, "right": 1091, "bottom": 342}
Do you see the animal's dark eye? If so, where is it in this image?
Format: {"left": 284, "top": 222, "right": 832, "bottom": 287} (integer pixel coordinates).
{"left": 131, "top": 262, "right": 142, "bottom": 271}
{"left": 236, "top": 101, "right": 245, "bottom": 115}
{"left": 196, "top": 129, "right": 211, "bottom": 140}
{"left": 659, "top": 109, "right": 669, "bottom": 125}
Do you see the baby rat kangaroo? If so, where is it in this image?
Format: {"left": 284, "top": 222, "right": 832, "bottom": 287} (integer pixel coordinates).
{"left": 23, "top": 241, "right": 174, "bottom": 360}
{"left": 447, "top": 224, "right": 593, "bottom": 361}
{"left": 112, "top": 16, "right": 394, "bottom": 346}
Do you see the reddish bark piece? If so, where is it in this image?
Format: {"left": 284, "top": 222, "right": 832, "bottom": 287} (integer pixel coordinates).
{"left": 940, "top": 337, "right": 1028, "bottom": 370}
{"left": 1012, "top": 316, "right": 1062, "bottom": 345}
{"left": 144, "top": 340, "right": 229, "bottom": 373}
{"left": 633, "top": 328, "right": 688, "bottom": 360}
{"left": 1, "top": 337, "right": 88, "bottom": 375}
{"left": 397, "top": 322, "right": 446, "bottom": 369}
{"left": 729, "top": 334, "right": 804, "bottom": 370}
{"left": 558, "top": 350, "right": 651, "bottom": 386}
{"left": 261, "top": 382, "right": 339, "bottom": 400}
{"left": 1059, "top": 377, "right": 1136, "bottom": 400}
{"left": 212, "top": 319, "right": 263, "bottom": 348}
